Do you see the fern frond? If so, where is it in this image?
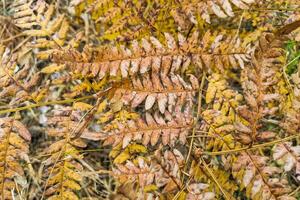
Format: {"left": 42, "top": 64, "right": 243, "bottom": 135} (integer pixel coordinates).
{"left": 202, "top": 73, "right": 243, "bottom": 150}
{"left": 112, "top": 148, "right": 185, "bottom": 198}
{"left": 11, "top": 0, "right": 45, "bottom": 29}
{"left": 52, "top": 31, "right": 250, "bottom": 80}
{"left": 273, "top": 142, "right": 300, "bottom": 180}
{"left": 72, "top": 0, "right": 165, "bottom": 41}
{"left": 102, "top": 111, "right": 193, "bottom": 148}
{"left": 0, "top": 51, "right": 43, "bottom": 105}
{"left": 189, "top": 159, "right": 238, "bottom": 199}
{"left": 186, "top": 183, "right": 215, "bottom": 200}
{"left": 0, "top": 118, "right": 31, "bottom": 200}
{"left": 43, "top": 107, "right": 88, "bottom": 200}
{"left": 43, "top": 144, "right": 83, "bottom": 200}
{"left": 174, "top": 0, "right": 256, "bottom": 25}
{"left": 72, "top": 0, "right": 257, "bottom": 42}
{"left": 111, "top": 73, "right": 199, "bottom": 113}
{"left": 11, "top": 0, "right": 69, "bottom": 58}
{"left": 236, "top": 32, "right": 288, "bottom": 145}
{"left": 233, "top": 152, "right": 293, "bottom": 199}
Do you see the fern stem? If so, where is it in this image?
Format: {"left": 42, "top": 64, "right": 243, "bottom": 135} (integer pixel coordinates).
{"left": 202, "top": 134, "right": 300, "bottom": 156}
{"left": 289, "top": 186, "right": 300, "bottom": 196}
{"left": 201, "top": 158, "right": 232, "bottom": 200}
{"left": 0, "top": 95, "right": 94, "bottom": 115}
{"left": 0, "top": 33, "right": 26, "bottom": 43}
{"left": 283, "top": 53, "right": 300, "bottom": 96}
{"left": 172, "top": 176, "right": 192, "bottom": 200}
{"left": 183, "top": 72, "right": 206, "bottom": 180}
{"left": 246, "top": 8, "right": 300, "bottom": 12}
{"left": 59, "top": 159, "right": 66, "bottom": 199}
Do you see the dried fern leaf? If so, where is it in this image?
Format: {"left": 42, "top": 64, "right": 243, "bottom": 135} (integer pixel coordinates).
{"left": 189, "top": 159, "right": 237, "bottom": 199}
{"left": 111, "top": 73, "right": 199, "bottom": 113}
{"left": 112, "top": 149, "right": 185, "bottom": 198}
{"left": 174, "top": 0, "right": 256, "bottom": 25}
{"left": 101, "top": 111, "right": 193, "bottom": 148}
{"left": 52, "top": 31, "right": 251, "bottom": 80}
{"left": 43, "top": 107, "right": 90, "bottom": 200}
{"left": 233, "top": 152, "right": 294, "bottom": 200}
{"left": 236, "top": 32, "right": 288, "bottom": 144}
{"left": 0, "top": 118, "right": 31, "bottom": 200}
{"left": 202, "top": 73, "right": 243, "bottom": 150}
{"left": 186, "top": 183, "right": 215, "bottom": 200}
{"left": 273, "top": 142, "right": 300, "bottom": 180}
{"left": 0, "top": 50, "right": 43, "bottom": 104}
{"left": 71, "top": 0, "right": 256, "bottom": 42}
{"left": 71, "top": 0, "right": 165, "bottom": 41}
{"left": 43, "top": 147, "right": 83, "bottom": 200}
{"left": 11, "top": 0, "right": 69, "bottom": 58}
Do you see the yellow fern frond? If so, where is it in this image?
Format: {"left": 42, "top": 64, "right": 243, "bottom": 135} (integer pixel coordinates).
{"left": 0, "top": 118, "right": 31, "bottom": 200}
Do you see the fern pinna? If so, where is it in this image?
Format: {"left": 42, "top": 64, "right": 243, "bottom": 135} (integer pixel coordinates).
{"left": 1, "top": 0, "right": 300, "bottom": 199}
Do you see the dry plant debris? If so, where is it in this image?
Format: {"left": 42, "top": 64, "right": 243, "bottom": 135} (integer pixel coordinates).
{"left": 1, "top": 0, "right": 300, "bottom": 199}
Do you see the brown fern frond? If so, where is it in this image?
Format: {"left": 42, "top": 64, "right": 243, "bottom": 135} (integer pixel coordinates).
{"left": 236, "top": 32, "right": 288, "bottom": 145}
{"left": 233, "top": 152, "right": 294, "bottom": 200}
{"left": 102, "top": 111, "right": 193, "bottom": 148}
{"left": 112, "top": 148, "right": 185, "bottom": 198}
{"left": 3, "top": 1, "right": 300, "bottom": 199}
{"left": 273, "top": 142, "right": 300, "bottom": 181}
{"left": 173, "top": 0, "right": 256, "bottom": 25}
{"left": 0, "top": 52, "right": 43, "bottom": 105}
{"left": 0, "top": 118, "right": 31, "bottom": 200}
{"left": 111, "top": 73, "right": 199, "bottom": 113}
{"left": 51, "top": 31, "right": 251, "bottom": 79}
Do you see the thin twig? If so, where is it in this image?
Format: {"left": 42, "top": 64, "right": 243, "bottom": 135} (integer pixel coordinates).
{"left": 289, "top": 186, "right": 300, "bottom": 196}
{"left": 0, "top": 95, "right": 94, "bottom": 115}
{"left": 201, "top": 158, "right": 231, "bottom": 200}
{"left": 283, "top": 53, "right": 300, "bottom": 96}
{"left": 0, "top": 33, "right": 25, "bottom": 43}
{"left": 183, "top": 71, "right": 206, "bottom": 179}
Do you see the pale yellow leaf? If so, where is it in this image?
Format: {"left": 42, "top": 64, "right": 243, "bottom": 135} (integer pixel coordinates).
{"left": 73, "top": 102, "right": 93, "bottom": 111}
{"left": 41, "top": 64, "right": 65, "bottom": 74}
